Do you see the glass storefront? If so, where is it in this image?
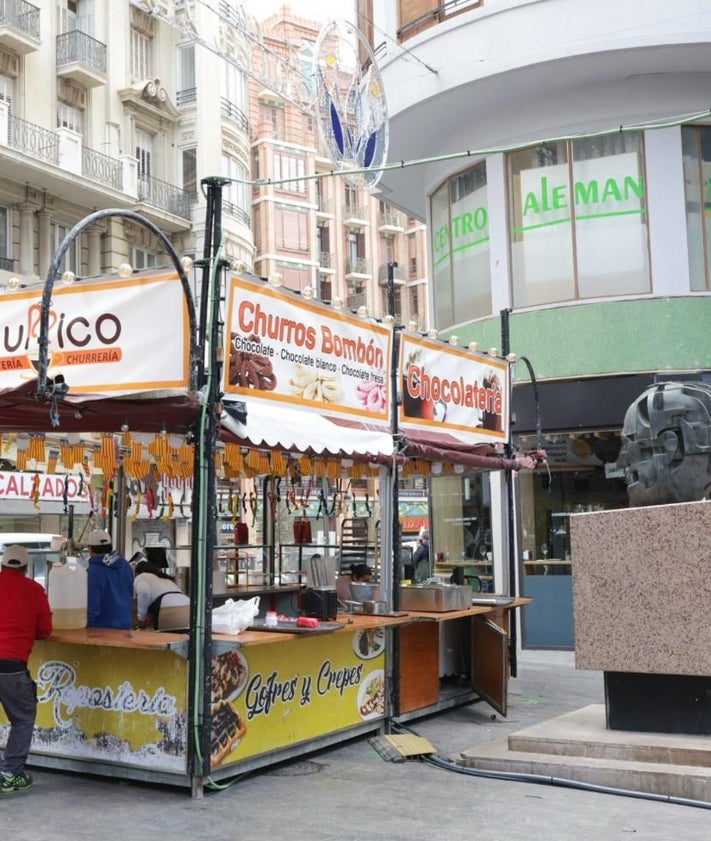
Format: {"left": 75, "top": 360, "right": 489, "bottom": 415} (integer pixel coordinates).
{"left": 430, "top": 159, "right": 491, "bottom": 328}
{"left": 515, "top": 430, "right": 628, "bottom": 648}
{"left": 508, "top": 132, "right": 650, "bottom": 307}
{"left": 682, "top": 125, "right": 711, "bottom": 291}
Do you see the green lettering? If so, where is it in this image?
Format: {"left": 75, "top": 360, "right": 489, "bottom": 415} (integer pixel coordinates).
{"left": 452, "top": 215, "right": 461, "bottom": 237}
{"left": 551, "top": 185, "right": 567, "bottom": 210}
{"left": 522, "top": 192, "right": 540, "bottom": 215}
{"left": 574, "top": 180, "right": 599, "bottom": 205}
{"left": 540, "top": 176, "right": 550, "bottom": 211}
{"left": 623, "top": 175, "right": 644, "bottom": 201}
{"left": 461, "top": 212, "right": 474, "bottom": 234}
{"left": 601, "top": 178, "right": 622, "bottom": 201}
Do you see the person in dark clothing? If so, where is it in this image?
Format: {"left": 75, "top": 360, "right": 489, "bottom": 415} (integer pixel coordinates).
{"left": 412, "top": 528, "right": 430, "bottom": 581}
{"left": 86, "top": 529, "right": 133, "bottom": 629}
{"left": 0, "top": 545, "right": 52, "bottom": 793}
{"left": 349, "top": 563, "right": 372, "bottom": 582}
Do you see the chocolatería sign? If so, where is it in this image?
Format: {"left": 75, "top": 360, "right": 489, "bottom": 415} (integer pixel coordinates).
{"left": 0, "top": 271, "right": 191, "bottom": 395}
{"left": 399, "top": 333, "right": 508, "bottom": 445}
{"left": 222, "top": 274, "right": 392, "bottom": 423}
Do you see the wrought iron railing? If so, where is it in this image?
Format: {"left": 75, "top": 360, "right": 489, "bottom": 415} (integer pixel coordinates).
{"left": 397, "top": 0, "right": 482, "bottom": 41}
{"left": 56, "top": 30, "right": 107, "bottom": 74}
{"left": 0, "top": 0, "right": 40, "bottom": 39}
{"left": 0, "top": 255, "right": 14, "bottom": 271}
{"left": 347, "top": 291, "right": 367, "bottom": 310}
{"left": 82, "top": 146, "right": 123, "bottom": 191}
{"left": 138, "top": 175, "right": 193, "bottom": 219}
{"left": 8, "top": 115, "right": 58, "bottom": 165}
{"left": 344, "top": 203, "right": 368, "bottom": 221}
{"left": 346, "top": 257, "right": 370, "bottom": 275}
{"left": 177, "top": 88, "right": 197, "bottom": 106}
{"left": 319, "top": 251, "right": 334, "bottom": 269}
{"left": 378, "top": 210, "right": 404, "bottom": 228}
{"left": 316, "top": 195, "right": 332, "bottom": 214}
{"left": 378, "top": 263, "right": 405, "bottom": 283}
{"left": 220, "top": 98, "right": 249, "bottom": 132}
{"left": 223, "top": 201, "right": 251, "bottom": 228}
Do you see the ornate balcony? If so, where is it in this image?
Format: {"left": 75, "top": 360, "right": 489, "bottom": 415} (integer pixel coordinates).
{"left": 82, "top": 146, "right": 123, "bottom": 192}
{"left": 138, "top": 174, "right": 193, "bottom": 220}
{"left": 377, "top": 209, "right": 405, "bottom": 235}
{"left": 56, "top": 30, "right": 107, "bottom": 88}
{"left": 345, "top": 257, "right": 371, "bottom": 280}
{"left": 343, "top": 203, "right": 368, "bottom": 227}
{"left": 0, "top": 0, "right": 40, "bottom": 55}
{"left": 377, "top": 263, "right": 406, "bottom": 286}
{"left": 318, "top": 251, "right": 335, "bottom": 272}
{"left": 8, "top": 115, "right": 58, "bottom": 165}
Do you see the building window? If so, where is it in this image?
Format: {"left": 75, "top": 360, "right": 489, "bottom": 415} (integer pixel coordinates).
{"left": 180, "top": 146, "right": 197, "bottom": 196}
{"left": 130, "top": 23, "right": 153, "bottom": 81}
{"left": 221, "top": 58, "right": 247, "bottom": 113}
{"left": 430, "top": 158, "right": 491, "bottom": 328}
{"left": 131, "top": 247, "right": 157, "bottom": 270}
{"left": 135, "top": 127, "right": 153, "bottom": 180}
{"left": 0, "top": 73, "right": 14, "bottom": 112}
{"left": 682, "top": 126, "right": 711, "bottom": 291}
{"left": 259, "top": 104, "right": 284, "bottom": 139}
{"left": 508, "top": 132, "right": 649, "bottom": 307}
{"left": 274, "top": 205, "right": 309, "bottom": 252}
{"left": 276, "top": 261, "right": 312, "bottom": 293}
{"left": 57, "top": 103, "right": 83, "bottom": 133}
{"left": 222, "top": 155, "right": 250, "bottom": 225}
{"left": 177, "top": 43, "right": 196, "bottom": 103}
{"left": 273, "top": 151, "right": 306, "bottom": 195}
{"left": 51, "top": 222, "right": 81, "bottom": 275}
{"left": 0, "top": 206, "right": 10, "bottom": 265}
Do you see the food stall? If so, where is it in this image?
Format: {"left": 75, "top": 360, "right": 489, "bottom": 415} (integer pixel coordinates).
{"left": 0, "top": 200, "right": 537, "bottom": 796}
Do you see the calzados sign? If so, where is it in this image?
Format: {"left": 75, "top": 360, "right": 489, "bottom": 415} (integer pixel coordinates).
{"left": 0, "top": 271, "right": 190, "bottom": 395}
{"left": 222, "top": 275, "right": 392, "bottom": 421}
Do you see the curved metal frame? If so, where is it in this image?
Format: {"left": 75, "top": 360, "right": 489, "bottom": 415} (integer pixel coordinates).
{"left": 35, "top": 207, "right": 199, "bottom": 399}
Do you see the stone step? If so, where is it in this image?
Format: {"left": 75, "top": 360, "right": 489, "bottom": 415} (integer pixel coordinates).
{"left": 508, "top": 704, "right": 711, "bottom": 767}
{"left": 459, "top": 705, "right": 711, "bottom": 802}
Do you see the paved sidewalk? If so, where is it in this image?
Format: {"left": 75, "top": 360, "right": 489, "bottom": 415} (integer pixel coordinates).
{"left": 4, "top": 650, "right": 710, "bottom": 841}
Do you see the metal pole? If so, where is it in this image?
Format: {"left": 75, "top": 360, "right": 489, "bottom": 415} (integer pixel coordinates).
{"left": 500, "top": 308, "right": 518, "bottom": 678}
{"left": 188, "top": 177, "right": 230, "bottom": 790}
{"left": 388, "top": 262, "right": 401, "bottom": 609}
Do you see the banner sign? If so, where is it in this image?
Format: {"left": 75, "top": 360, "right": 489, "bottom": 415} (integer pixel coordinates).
{"left": 399, "top": 333, "right": 509, "bottom": 444}
{"left": 0, "top": 271, "right": 191, "bottom": 395}
{"left": 8, "top": 643, "right": 189, "bottom": 774}
{"left": 222, "top": 275, "right": 392, "bottom": 423}
{"left": 0, "top": 470, "right": 91, "bottom": 503}
{"left": 215, "top": 628, "right": 386, "bottom": 767}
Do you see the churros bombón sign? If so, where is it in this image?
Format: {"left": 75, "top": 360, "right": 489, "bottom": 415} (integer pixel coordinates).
{"left": 222, "top": 275, "right": 392, "bottom": 422}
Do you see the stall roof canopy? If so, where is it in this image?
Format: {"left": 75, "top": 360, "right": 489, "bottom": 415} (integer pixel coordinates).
{"left": 0, "top": 381, "right": 200, "bottom": 435}
{"left": 222, "top": 399, "right": 394, "bottom": 462}
{"left": 222, "top": 398, "right": 540, "bottom": 471}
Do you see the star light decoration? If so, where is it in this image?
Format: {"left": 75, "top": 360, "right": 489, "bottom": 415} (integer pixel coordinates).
{"left": 314, "top": 19, "right": 389, "bottom": 190}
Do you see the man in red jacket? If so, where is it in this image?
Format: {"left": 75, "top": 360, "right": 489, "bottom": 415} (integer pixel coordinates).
{"left": 0, "top": 545, "right": 53, "bottom": 793}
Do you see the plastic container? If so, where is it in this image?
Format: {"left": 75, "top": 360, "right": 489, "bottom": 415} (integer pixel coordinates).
{"left": 48, "top": 557, "right": 88, "bottom": 629}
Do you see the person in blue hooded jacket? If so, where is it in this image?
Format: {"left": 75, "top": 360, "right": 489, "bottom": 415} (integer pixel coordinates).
{"left": 86, "top": 529, "right": 134, "bottom": 629}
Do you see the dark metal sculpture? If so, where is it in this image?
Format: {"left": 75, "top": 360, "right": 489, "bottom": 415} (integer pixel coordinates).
{"left": 617, "top": 381, "right": 711, "bottom": 506}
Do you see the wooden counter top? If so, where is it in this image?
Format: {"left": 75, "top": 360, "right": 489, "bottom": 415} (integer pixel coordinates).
{"left": 47, "top": 627, "right": 188, "bottom": 650}
{"left": 214, "top": 611, "right": 414, "bottom": 646}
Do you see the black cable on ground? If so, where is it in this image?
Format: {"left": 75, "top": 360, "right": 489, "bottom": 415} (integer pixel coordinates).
{"left": 390, "top": 722, "right": 711, "bottom": 811}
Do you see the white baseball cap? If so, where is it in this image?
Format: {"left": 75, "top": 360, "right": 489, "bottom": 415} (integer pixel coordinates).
{"left": 88, "top": 529, "right": 112, "bottom": 547}
{"left": 1, "top": 545, "right": 28, "bottom": 568}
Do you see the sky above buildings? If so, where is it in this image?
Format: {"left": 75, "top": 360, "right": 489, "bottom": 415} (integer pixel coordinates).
{"left": 243, "top": 0, "right": 355, "bottom": 24}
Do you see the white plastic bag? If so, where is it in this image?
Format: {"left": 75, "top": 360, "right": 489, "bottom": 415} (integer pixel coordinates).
{"left": 212, "top": 597, "right": 260, "bottom": 635}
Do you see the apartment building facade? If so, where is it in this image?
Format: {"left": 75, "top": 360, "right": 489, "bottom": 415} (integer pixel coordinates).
{"left": 0, "top": 0, "right": 254, "bottom": 287}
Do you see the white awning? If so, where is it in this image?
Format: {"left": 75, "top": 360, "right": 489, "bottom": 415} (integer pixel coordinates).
{"left": 221, "top": 399, "right": 394, "bottom": 461}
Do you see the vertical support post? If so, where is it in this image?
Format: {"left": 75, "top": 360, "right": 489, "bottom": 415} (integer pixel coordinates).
{"left": 388, "top": 261, "right": 401, "bottom": 609}
{"left": 188, "top": 177, "right": 230, "bottom": 791}
{"left": 500, "top": 307, "right": 517, "bottom": 678}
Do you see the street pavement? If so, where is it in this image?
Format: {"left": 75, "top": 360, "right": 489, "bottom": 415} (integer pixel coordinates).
{"left": 4, "top": 650, "right": 710, "bottom": 840}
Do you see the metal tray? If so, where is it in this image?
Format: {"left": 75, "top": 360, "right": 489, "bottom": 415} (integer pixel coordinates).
{"left": 471, "top": 595, "right": 515, "bottom": 606}
{"left": 247, "top": 619, "right": 345, "bottom": 634}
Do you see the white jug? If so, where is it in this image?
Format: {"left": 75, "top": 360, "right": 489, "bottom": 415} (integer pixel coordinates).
{"left": 48, "top": 557, "right": 88, "bottom": 629}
